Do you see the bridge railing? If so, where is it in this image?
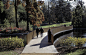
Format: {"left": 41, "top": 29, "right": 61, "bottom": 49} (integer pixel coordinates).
{"left": 26, "top": 26, "right": 64, "bottom": 44}
{"left": 26, "top": 25, "right": 73, "bottom": 44}
{"left": 50, "top": 26, "right": 73, "bottom": 44}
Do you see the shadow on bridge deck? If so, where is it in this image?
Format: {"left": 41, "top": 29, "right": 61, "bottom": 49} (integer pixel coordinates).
{"left": 22, "top": 32, "right": 58, "bottom": 53}
{"left": 31, "top": 35, "right": 52, "bottom": 48}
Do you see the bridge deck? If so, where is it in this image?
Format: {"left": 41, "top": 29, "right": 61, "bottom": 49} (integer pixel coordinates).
{"left": 22, "top": 32, "right": 58, "bottom": 53}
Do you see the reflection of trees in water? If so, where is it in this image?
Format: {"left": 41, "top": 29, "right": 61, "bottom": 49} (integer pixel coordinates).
{"left": 73, "top": 29, "right": 85, "bottom": 37}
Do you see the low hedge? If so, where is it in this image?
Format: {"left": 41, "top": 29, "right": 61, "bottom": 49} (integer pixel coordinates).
{"left": 0, "top": 36, "right": 24, "bottom": 49}
{"left": 59, "top": 37, "right": 86, "bottom": 47}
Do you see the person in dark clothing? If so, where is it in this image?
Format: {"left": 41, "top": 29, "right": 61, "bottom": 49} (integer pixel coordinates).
{"left": 64, "top": 24, "right": 66, "bottom": 27}
{"left": 40, "top": 27, "right": 44, "bottom": 37}
{"left": 36, "top": 27, "right": 39, "bottom": 38}
{"left": 48, "top": 28, "right": 51, "bottom": 42}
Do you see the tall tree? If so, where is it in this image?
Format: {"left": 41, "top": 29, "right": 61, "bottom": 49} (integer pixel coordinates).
{"left": 0, "top": 1, "right": 5, "bottom": 24}
{"left": 49, "top": 2, "right": 56, "bottom": 24}
{"left": 5, "top": 5, "right": 19, "bottom": 27}
{"left": 73, "top": 5, "right": 83, "bottom": 28}
{"left": 14, "top": 0, "right": 21, "bottom": 28}
{"left": 41, "top": 4, "right": 49, "bottom": 23}
{"left": 55, "top": 0, "right": 67, "bottom": 23}
{"left": 64, "top": 3, "right": 72, "bottom": 21}
{"left": 23, "top": 0, "right": 45, "bottom": 31}
{"left": 17, "top": 4, "right": 26, "bottom": 21}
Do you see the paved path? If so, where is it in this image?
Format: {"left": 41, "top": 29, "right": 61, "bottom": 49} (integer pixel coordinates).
{"left": 22, "top": 32, "right": 58, "bottom": 53}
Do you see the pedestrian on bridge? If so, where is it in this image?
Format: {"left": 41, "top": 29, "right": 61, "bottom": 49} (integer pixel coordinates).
{"left": 40, "top": 27, "right": 44, "bottom": 37}
{"left": 36, "top": 27, "right": 39, "bottom": 38}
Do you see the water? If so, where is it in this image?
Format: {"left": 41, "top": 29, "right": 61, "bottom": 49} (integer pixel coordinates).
{"left": 70, "top": 29, "right": 86, "bottom": 47}
{"left": 54, "top": 29, "right": 86, "bottom": 47}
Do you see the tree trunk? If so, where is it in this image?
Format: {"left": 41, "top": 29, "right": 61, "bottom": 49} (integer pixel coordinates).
{"left": 15, "top": 0, "right": 19, "bottom": 28}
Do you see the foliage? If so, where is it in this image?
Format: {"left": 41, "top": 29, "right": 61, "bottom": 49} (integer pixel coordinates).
{"left": 60, "top": 37, "right": 86, "bottom": 47}
{"left": 0, "top": 1, "right": 4, "bottom": 13}
{"left": 72, "top": 5, "right": 83, "bottom": 28}
{"left": 0, "top": 36, "right": 24, "bottom": 48}
{"left": 0, "top": 27, "right": 26, "bottom": 33}
{"left": 25, "top": 0, "right": 45, "bottom": 27}
{"left": 17, "top": 4, "right": 27, "bottom": 21}
{"left": 49, "top": 2, "right": 57, "bottom": 24}
{"left": 41, "top": 4, "right": 48, "bottom": 23}
{"left": 65, "top": 49, "right": 86, "bottom": 55}
{"left": 4, "top": 18, "right": 10, "bottom": 28}
{"left": 5, "top": 5, "right": 19, "bottom": 24}
{"left": 55, "top": 0, "right": 72, "bottom": 23}
{"left": 18, "top": 20, "right": 27, "bottom": 29}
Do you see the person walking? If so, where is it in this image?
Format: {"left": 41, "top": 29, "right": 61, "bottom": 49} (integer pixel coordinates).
{"left": 40, "top": 27, "right": 44, "bottom": 37}
{"left": 48, "top": 28, "right": 51, "bottom": 42}
{"left": 36, "top": 27, "right": 39, "bottom": 38}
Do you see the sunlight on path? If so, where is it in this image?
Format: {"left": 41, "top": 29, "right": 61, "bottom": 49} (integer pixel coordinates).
{"left": 22, "top": 32, "right": 58, "bottom": 53}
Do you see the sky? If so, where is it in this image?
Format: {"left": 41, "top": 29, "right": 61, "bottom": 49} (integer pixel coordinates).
{"left": 9, "top": 0, "right": 86, "bottom": 7}
{"left": 37, "top": 0, "right": 86, "bottom": 6}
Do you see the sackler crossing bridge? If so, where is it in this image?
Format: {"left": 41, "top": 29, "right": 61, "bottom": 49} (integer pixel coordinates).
{"left": 21, "top": 25, "right": 73, "bottom": 55}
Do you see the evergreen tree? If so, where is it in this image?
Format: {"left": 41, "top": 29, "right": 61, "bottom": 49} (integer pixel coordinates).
{"left": 73, "top": 5, "right": 83, "bottom": 28}
{"left": 0, "top": 1, "right": 5, "bottom": 24}
{"left": 55, "top": 0, "right": 67, "bottom": 23}
{"left": 5, "top": 5, "right": 19, "bottom": 27}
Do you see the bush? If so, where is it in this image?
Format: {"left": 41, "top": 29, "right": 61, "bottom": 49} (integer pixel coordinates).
{"left": 0, "top": 36, "right": 24, "bottom": 49}
{"left": 59, "top": 37, "right": 86, "bottom": 47}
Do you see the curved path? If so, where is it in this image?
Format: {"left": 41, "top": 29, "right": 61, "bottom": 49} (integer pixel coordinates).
{"left": 22, "top": 32, "right": 58, "bottom": 53}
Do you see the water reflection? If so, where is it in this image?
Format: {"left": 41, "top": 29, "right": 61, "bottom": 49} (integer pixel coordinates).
{"left": 73, "top": 29, "right": 86, "bottom": 47}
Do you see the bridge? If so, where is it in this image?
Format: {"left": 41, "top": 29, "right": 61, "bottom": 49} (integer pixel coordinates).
{"left": 21, "top": 25, "right": 73, "bottom": 55}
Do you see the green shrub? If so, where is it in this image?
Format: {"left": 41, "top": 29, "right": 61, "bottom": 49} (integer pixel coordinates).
{"left": 0, "top": 36, "right": 24, "bottom": 49}
{"left": 59, "top": 37, "right": 86, "bottom": 47}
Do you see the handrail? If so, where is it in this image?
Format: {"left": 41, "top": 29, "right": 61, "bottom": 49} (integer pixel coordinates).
{"left": 26, "top": 25, "right": 64, "bottom": 44}
{"left": 50, "top": 26, "right": 73, "bottom": 44}
{"left": 26, "top": 25, "right": 73, "bottom": 44}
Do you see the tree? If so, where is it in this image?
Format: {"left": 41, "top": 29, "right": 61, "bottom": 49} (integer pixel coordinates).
{"left": 14, "top": 0, "right": 21, "bottom": 28}
{"left": 0, "top": 1, "right": 4, "bottom": 13}
{"left": 64, "top": 3, "right": 72, "bottom": 21}
{"left": 49, "top": 2, "right": 56, "bottom": 24}
{"left": 41, "top": 4, "right": 49, "bottom": 23}
{"left": 55, "top": 0, "right": 67, "bottom": 23}
{"left": 73, "top": 5, "right": 83, "bottom": 28}
{"left": 17, "top": 4, "right": 27, "bottom": 21}
{"left": 55, "top": 0, "right": 72, "bottom": 23}
{"left": 24, "top": 0, "right": 45, "bottom": 31}
{"left": 5, "top": 5, "right": 19, "bottom": 27}
{"left": 0, "top": 1, "right": 5, "bottom": 24}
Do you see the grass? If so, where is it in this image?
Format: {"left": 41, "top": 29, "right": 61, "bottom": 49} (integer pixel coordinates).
{"left": 0, "top": 51, "right": 19, "bottom": 55}
{"left": 0, "top": 21, "right": 71, "bottom": 31}
{"left": 39, "top": 22, "right": 72, "bottom": 28}
{"left": 65, "top": 49, "right": 86, "bottom": 55}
